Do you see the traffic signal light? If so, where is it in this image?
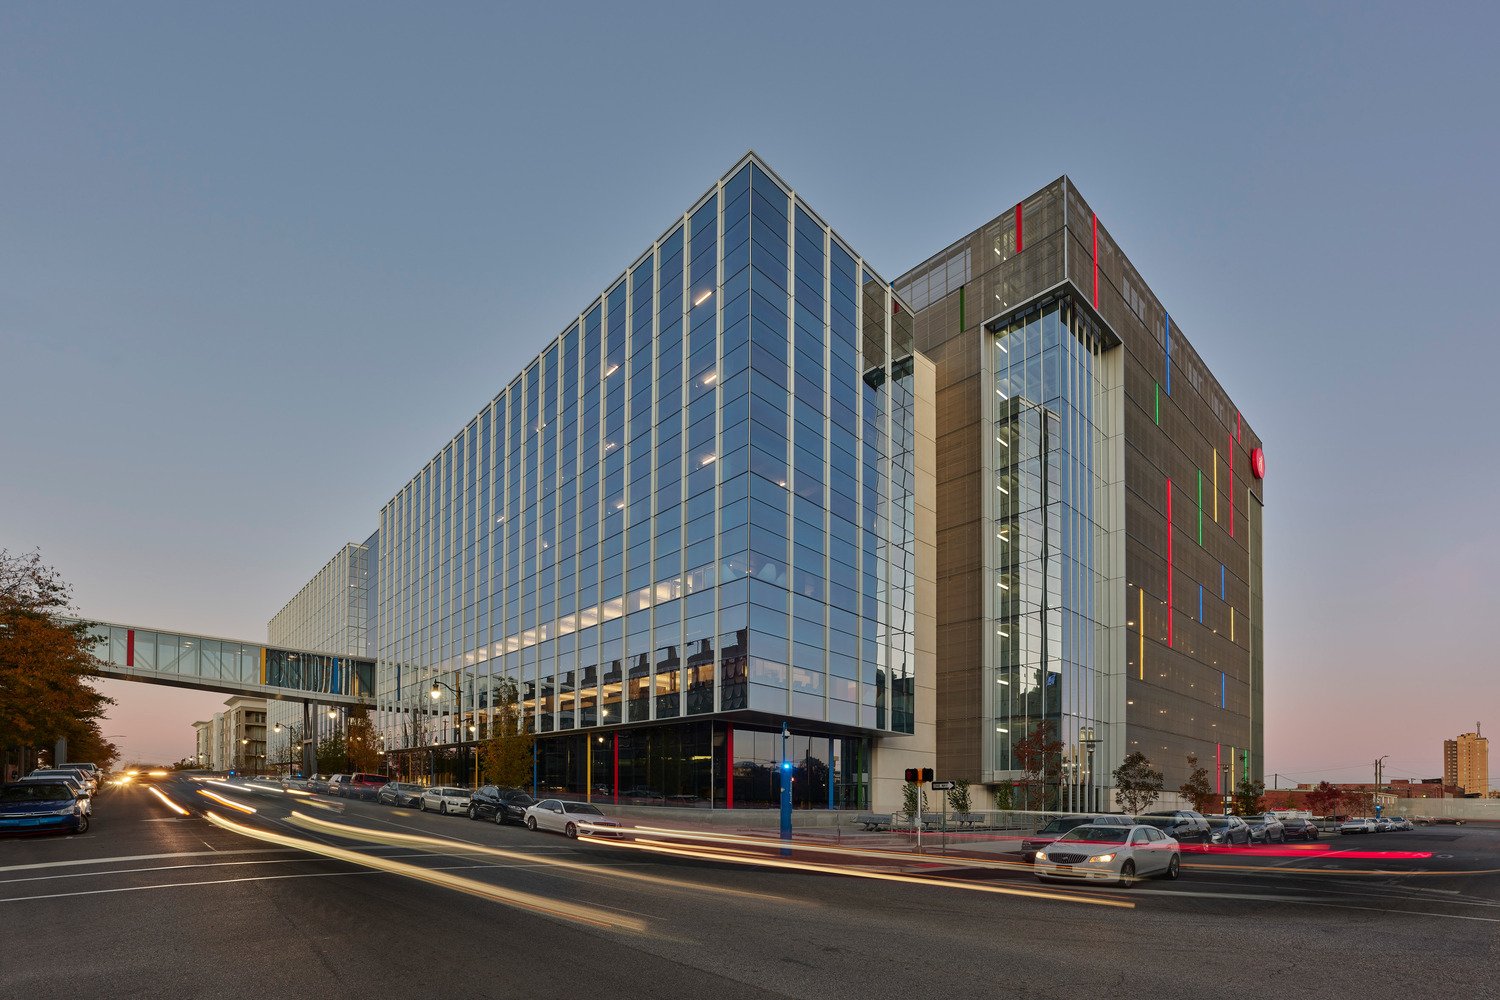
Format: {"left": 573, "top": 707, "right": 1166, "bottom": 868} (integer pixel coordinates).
{"left": 904, "top": 767, "right": 935, "bottom": 784}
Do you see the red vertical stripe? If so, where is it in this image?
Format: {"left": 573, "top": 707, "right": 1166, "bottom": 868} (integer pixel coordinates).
{"left": 126, "top": 629, "right": 135, "bottom": 667}
{"left": 1216, "top": 743, "right": 1223, "bottom": 795}
{"left": 725, "top": 726, "right": 735, "bottom": 810}
{"left": 1228, "top": 433, "right": 1236, "bottom": 539}
{"left": 612, "top": 732, "right": 619, "bottom": 803}
{"left": 1091, "top": 213, "right": 1099, "bottom": 308}
{"left": 1015, "top": 202, "right": 1023, "bottom": 253}
{"left": 1166, "top": 477, "right": 1175, "bottom": 647}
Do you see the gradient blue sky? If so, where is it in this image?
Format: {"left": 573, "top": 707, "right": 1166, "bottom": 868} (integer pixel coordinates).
{"left": 3, "top": 3, "right": 1495, "bottom": 783}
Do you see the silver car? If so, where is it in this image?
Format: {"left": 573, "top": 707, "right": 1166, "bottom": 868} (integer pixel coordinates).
{"left": 523, "top": 799, "right": 623, "bottom": 838}
{"left": 1339, "top": 817, "right": 1376, "bottom": 834}
{"left": 1034, "top": 824, "right": 1181, "bottom": 886}
{"left": 419, "top": 786, "right": 472, "bottom": 816}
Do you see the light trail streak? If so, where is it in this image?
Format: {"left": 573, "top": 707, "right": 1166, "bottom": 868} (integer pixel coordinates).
{"left": 597, "top": 836, "right": 1134, "bottom": 909}
{"left": 627, "top": 825, "right": 1040, "bottom": 874}
{"left": 196, "top": 789, "right": 257, "bottom": 814}
{"left": 147, "top": 786, "right": 189, "bottom": 816}
{"left": 202, "top": 811, "right": 647, "bottom": 932}
{"left": 284, "top": 811, "right": 808, "bottom": 906}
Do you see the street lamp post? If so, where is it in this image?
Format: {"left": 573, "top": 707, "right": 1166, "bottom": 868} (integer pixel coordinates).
{"left": 430, "top": 679, "right": 460, "bottom": 785}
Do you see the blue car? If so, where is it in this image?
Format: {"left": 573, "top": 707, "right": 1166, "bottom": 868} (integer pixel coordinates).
{"left": 0, "top": 781, "right": 90, "bottom": 835}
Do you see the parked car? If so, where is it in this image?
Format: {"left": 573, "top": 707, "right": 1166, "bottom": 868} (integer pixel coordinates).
{"left": 469, "top": 786, "right": 536, "bottom": 825}
{"left": 420, "top": 787, "right": 472, "bottom": 815}
{"left": 1020, "top": 814, "right": 1133, "bottom": 863}
{"left": 1034, "top": 824, "right": 1181, "bottom": 886}
{"left": 1339, "top": 817, "right": 1376, "bottom": 834}
{"left": 326, "top": 774, "right": 350, "bottom": 796}
{"left": 377, "top": 782, "right": 424, "bottom": 808}
{"left": 1205, "top": 815, "right": 1251, "bottom": 845}
{"left": 60, "top": 763, "right": 101, "bottom": 785}
{"left": 1374, "top": 817, "right": 1394, "bottom": 832}
{"left": 1430, "top": 816, "right": 1465, "bottom": 826}
{"left": 306, "top": 774, "right": 332, "bottom": 794}
{"left": 524, "top": 799, "right": 624, "bottom": 838}
{"left": 19, "top": 774, "right": 92, "bottom": 814}
{"left": 1279, "top": 817, "right": 1320, "bottom": 841}
{"left": 1243, "top": 814, "right": 1286, "bottom": 843}
{"left": 0, "top": 781, "right": 90, "bottom": 835}
{"left": 344, "top": 773, "right": 391, "bottom": 801}
{"left": 280, "top": 775, "right": 308, "bottom": 791}
{"left": 1389, "top": 816, "right": 1414, "bottom": 831}
{"left": 1137, "top": 809, "right": 1213, "bottom": 844}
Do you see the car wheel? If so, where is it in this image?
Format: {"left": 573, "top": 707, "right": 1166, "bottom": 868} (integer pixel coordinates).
{"left": 74, "top": 813, "right": 90, "bottom": 835}
{"left": 565, "top": 822, "right": 578, "bottom": 839}
{"left": 1118, "top": 860, "right": 1136, "bottom": 887}
{"left": 1164, "top": 855, "right": 1180, "bottom": 880}
{"left": 468, "top": 806, "right": 478, "bottom": 820}
{"left": 495, "top": 811, "right": 506, "bottom": 826}
{"left": 420, "top": 800, "right": 427, "bottom": 812}
{"left": 525, "top": 816, "right": 537, "bottom": 831}
{"left": 439, "top": 802, "right": 448, "bottom": 815}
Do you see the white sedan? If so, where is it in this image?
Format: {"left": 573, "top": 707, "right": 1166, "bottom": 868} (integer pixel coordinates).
{"left": 523, "top": 799, "right": 623, "bottom": 838}
{"left": 1339, "top": 817, "right": 1376, "bottom": 834}
{"left": 1034, "top": 824, "right": 1181, "bottom": 886}
{"left": 419, "top": 786, "right": 472, "bottom": 816}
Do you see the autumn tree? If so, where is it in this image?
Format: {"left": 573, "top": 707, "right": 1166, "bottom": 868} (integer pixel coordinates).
{"left": 1113, "top": 751, "right": 1164, "bottom": 814}
{"left": 1178, "top": 752, "right": 1217, "bottom": 813}
{"left": 1013, "top": 719, "right": 1062, "bottom": 811}
{"left": 480, "top": 677, "right": 534, "bottom": 788}
{"left": 345, "top": 703, "right": 382, "bottom": 772}
{"left": 1304, "top": 780, "right": 1344, "bottom": 818}
{"left": 0, "top": 550, "right": 113, "bottom": 773}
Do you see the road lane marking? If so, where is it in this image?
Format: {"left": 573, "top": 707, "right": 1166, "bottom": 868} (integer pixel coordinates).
{"left": 0, "top": 849, "right": 296, "bottom": 874}
{"left": 0, "top": 870, "right": 375, "bottom": 903}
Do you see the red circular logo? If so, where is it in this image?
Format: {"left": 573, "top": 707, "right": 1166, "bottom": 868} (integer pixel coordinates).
{"left": 1251, "top": 447, "right": 1265, "bottom": 479}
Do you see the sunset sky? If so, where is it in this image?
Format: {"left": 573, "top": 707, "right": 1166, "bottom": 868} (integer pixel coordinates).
{"left": 3, "top": 3, "right": 1495, "bottom": 786}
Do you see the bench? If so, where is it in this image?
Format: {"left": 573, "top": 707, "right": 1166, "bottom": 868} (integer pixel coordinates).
{"left": 853, "top": 813, "right": 892, "bottom": 831}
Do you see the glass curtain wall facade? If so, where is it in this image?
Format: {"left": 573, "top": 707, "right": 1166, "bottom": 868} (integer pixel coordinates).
{"left": 989, "top": 300, "right": 1107, "bottom": 804}
{"left": 375, "top": 155, "right": 917, "bottom": 807}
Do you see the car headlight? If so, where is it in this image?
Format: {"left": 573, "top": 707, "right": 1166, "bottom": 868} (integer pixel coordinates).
{"left": 51, "top": 805, "right": 77, "bottom": 816}
{"left": 1087, "top": 853, "right": 1116, "bottom": 864}
{"left": 1211, "top": 834, "right": 1223, "bottom": 843}
{"left": 1034, "top": 851, "right": 1048, "bottom": 861}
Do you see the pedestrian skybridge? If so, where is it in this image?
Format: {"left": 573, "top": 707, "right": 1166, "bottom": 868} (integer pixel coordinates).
{"left": 84, "top": 620, "right": 374, "bottom": 707}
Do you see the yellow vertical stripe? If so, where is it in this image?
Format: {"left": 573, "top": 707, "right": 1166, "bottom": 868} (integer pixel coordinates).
{"left": 1230, "top": 607, "right": 1236, "bottom": 642}
{"left": 1138, "top": 589, "right": 1145, "bottom": 680}
{"left": 1212, "top": 448, "right": 1219, "bottom": 522}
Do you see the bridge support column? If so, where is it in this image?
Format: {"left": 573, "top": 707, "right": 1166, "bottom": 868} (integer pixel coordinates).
{"left": 301, "top": 700, "right": 316, "bottom": 778}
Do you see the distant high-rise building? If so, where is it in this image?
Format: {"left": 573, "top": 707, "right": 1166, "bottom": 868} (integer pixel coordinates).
{"left": 1443, "top": 727, "right": 1488, "bottom": 796}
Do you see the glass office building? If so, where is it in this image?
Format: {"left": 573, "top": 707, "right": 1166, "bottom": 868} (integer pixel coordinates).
{"left": 374, "top": 155, "right": 927, "bottom": 809}
{"left": 897, "top": 178, "right": 1265, "bottom": 809}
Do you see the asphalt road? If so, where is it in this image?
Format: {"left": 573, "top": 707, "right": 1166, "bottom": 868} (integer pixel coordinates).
{"left": 2, "top": 778, "right": 1496, "bottom": 1000}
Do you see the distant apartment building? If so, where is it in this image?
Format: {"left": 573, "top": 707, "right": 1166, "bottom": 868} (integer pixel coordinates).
{"left": 1443, "top": 728, "right": 1489, "bottom": 796}
{"left": 196, "top": 696, "right": 268, "bottom": 771}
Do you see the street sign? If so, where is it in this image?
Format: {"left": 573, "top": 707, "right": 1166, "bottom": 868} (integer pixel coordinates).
{"left": 930, "top": 780, "right": 954, "bottom": 791}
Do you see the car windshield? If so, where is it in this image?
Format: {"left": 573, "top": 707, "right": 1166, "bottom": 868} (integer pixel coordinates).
{"left": 2, "top": 783, "right": 72, "bottom": 802}
{"left": 1036, "top": 817, "right": 1088, "bottom": 834}
{"left": 1206, "top": 817, "right": 1235, "bottom": 828}
{"left": 1057, "top": 826, "right": 1128, "bottom": 844}
{"left": 444, "top": 789, "right": 467, "bottom": 796}
{"left": 1133, "top": 817, "right": 1176, "bottom": 829}
{"left": 563, "top": 803, "right": 604, "bottom": 816}
{"left": 507, "top": 794, "right": 535, "bottom": 805}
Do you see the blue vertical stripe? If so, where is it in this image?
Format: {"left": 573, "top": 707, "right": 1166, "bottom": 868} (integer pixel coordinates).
{"left": 1221, "top": 672, "right": 1227, "bottom": 708}
{"left": 1220, "top": 563, "right": 1226, "bottom": 600}
{"left": 1164, "top": 311, "right": 1172, "bottom": 395}
{"left": 1198, "top": 584, "right": 1204, "bottom": 622}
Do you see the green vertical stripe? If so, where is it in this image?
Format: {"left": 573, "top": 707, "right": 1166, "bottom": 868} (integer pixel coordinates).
{"left": 1154, "top": 383, "right": 1160, "bottom": 425}
{"left": 958, "top": 285, "right": 966, "bottom": 331}
{"left": 1197, "top": 469, "right": 1204, "bottom": 545}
